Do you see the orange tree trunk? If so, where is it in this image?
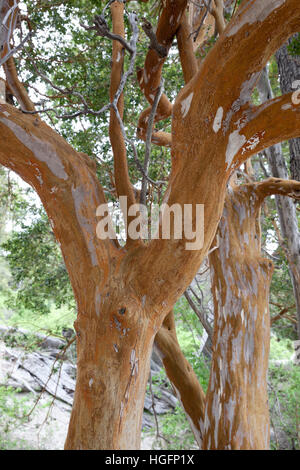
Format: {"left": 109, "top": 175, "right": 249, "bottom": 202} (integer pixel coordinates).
{"left": 1, "top": 0, "right": 300, "bottom": 449}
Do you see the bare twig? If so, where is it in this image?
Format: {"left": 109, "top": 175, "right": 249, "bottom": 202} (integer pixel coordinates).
{"left": 142, "top": 18, "right": 168, "bottom": 57}
{"left": 191, "top": 0, "right": 212, "bottom": 43}
{"left": 21, "top": 8, "right": 139, "bottom": 121}
{"left": 81, "top": 14, "right": 134, "bottom": 54}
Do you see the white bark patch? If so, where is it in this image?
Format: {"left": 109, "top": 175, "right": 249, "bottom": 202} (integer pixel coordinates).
{"left": 120, "top": 401, "right": 124, "bottom": 418}
{"left": 143, "top": 69, "right": 149, "bottom": 84}
{"left": 213, "top": 107, "right": 224, "bottom": 133}
{"left": 235, "top": 421, "right": 245, "bottom": 446}
{"left": 116, "top": 51, "right": 121, "bottom": 63}
{"left": 35, "top": 168, "right": 43, "bottom": 185}
{"left": 241, "top": 309, "right": 245, "bottom": 324}
{"left": 89, "top": 378, "right": 93, "bottom": 388}
{"left": 244, "top": 327, "right": 255, "bottom": 365}
{"left": 243, "top": 232, "right": 249, "bottom": 244}
{"left": 130, "top": 349, "right": 139, "bottom": 377}
{"left": 223, "top": 73, "right": 260, "bottom": 132}
{"left": 230, "top": 330, "right": 243, "bottom": 370}
{"left": 211, "top": 393, "right": 221, "bottom": 447}
{"left": 180, "top": 92, "right": 194, "bottom": 118}
{"left": 281, "top": 103, "right": 292, "bottom": 110}
{"left": 114, "top": 315, "right": 122, "bottom": 332}
{"left": 0, "top": 117, "right": 68, "bottom": 180}
{"left": 225, "top": 397, "right": 236, "bottom": 439}
{"left": 226, "top": 0, "right": 286, "bottom": 37}
{"left": 225, "top": 130, "right": 246, "bottom": 169}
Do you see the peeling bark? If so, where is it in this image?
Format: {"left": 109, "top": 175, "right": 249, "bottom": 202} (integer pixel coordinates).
{"left": 204, "top": 178, "right": 300, "bottom": 449}
{"left": 258, "top": 67, "right": 300, "bottom": 339}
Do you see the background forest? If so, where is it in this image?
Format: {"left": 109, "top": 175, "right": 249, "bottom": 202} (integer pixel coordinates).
{"left": 0, "top": 0, "right": 299, "bottom": 450}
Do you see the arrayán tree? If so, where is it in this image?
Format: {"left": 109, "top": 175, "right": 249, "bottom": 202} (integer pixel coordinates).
{"left": 0, "top": 0, "right": 300, "bottom": 449}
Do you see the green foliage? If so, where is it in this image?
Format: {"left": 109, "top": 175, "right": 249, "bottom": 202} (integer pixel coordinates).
{"left": 269, "top": 363, "right": 300, "bottom": 450}
{"left": 146, "top": 368, "right": 196, "bottom": 450}
{"left": 269, "top": 336, "right": 294, "bottom": 361}
{"left": 2, "top": 207, "right": 75, "bottom": 315}
{"left": 288, "top": 34, "right": 300, "bottom": 56}
{"left": 2, "top": 328, "right": 42, "bottom": 351}
{"left": 0, "top": 386, "right": 32, "bottom": 450}
{"left": 268, "top": 57, "right": 282, "bottom": 98}
{"left": 260, "top": 190, "right": 299, "bottom": 340}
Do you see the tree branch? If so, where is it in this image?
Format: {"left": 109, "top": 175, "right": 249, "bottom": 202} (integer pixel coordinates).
{"left": 230, "top": 93, "right": 300, "bottom": 170}
{"left": 253, "top": 177, "right": 300, "bottom": 204}
{"left": 136, "top": 0, "right": 189, "bottom": 148}
{"left": 176, "top": 11, "right": 198, "bottom": 84}
{"left": 211, "top": 0, "right": 225, "bottom": 35}
{"left": 154, "top": 310, "right": 206, "bottom": 447}
{"left": 0, "top": 0, "right": 36, "bottom": 112}
{"left": 141, "top": 18, "right": 167, "bottom": 58}
{"left": 81, "top": 14, "right": 134, "bottom": 54}
{"left": 4, "top": 57, "right": 36, "bottom": 112}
